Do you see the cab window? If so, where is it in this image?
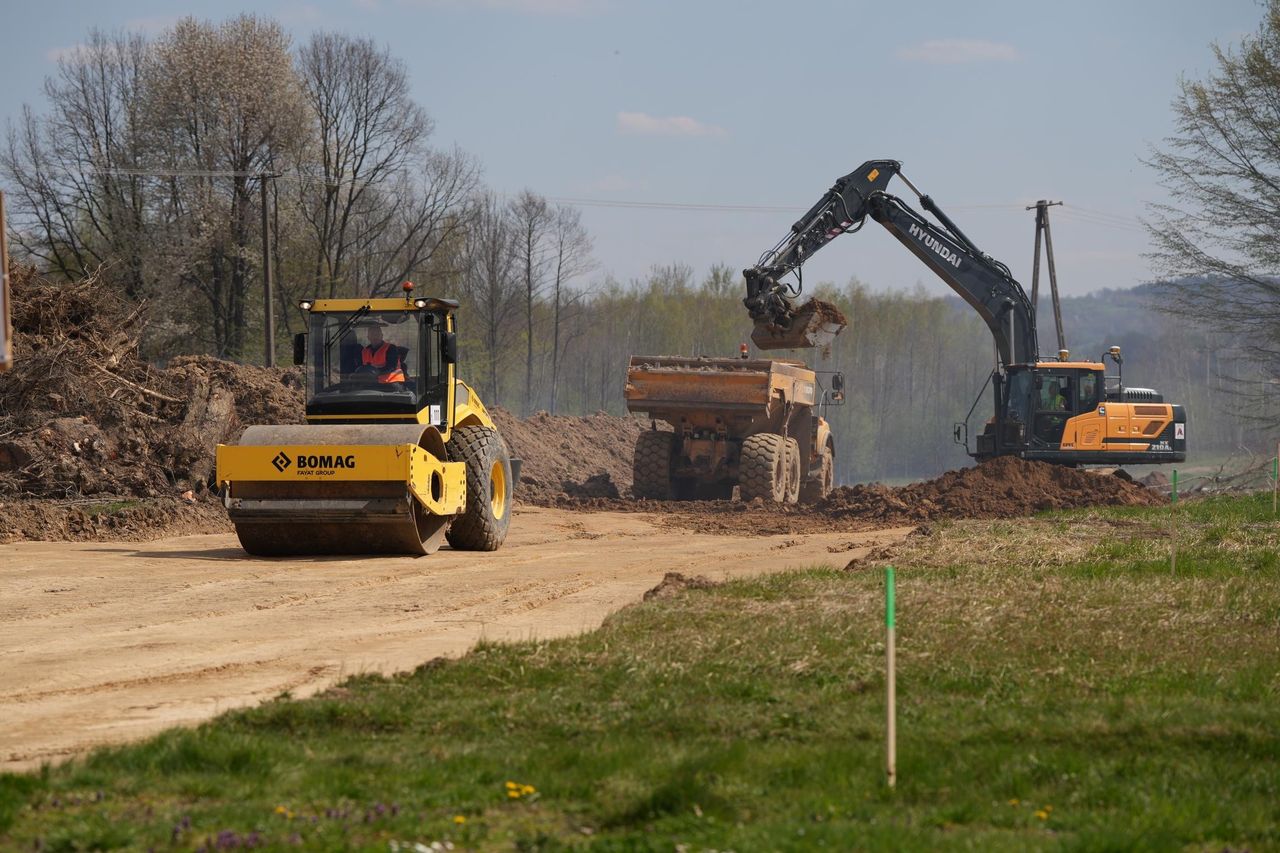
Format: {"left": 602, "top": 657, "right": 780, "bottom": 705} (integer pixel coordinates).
{"left": 1077, "top": 373, "right": 1099, "bottom": 411}
{"left": 1037, "top": 374, "right": 1072, "bottom": 412}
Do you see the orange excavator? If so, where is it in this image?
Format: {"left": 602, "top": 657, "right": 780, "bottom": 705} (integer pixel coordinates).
{"left": 742, "top": 159, "right": 1186, "bottom": 466}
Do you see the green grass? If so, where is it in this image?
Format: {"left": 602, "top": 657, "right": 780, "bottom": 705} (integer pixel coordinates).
{"left": 81, "top": 500, "right": 143, "bottom": 518}
{"left": 3, "top": 494, "right": 1279, "bottom": 850}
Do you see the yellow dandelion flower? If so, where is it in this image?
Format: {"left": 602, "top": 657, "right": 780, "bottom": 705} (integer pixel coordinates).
{"left": 453, "top": 815, "right": 467, "bottom": 825}
{"left": 1034, "top": 809, "right": 1049, "bottom": 820}
{"left": 507, "top": 790, "right": 521, "bottom": 799}
{"left": 521, "top": 785, "right": 536, "bottom": 795}
{"left": 274, "top": 805, "right": 288, "bottom": 815}
{"left": 1007, "top": 798, "right": 1019, "bottom": 806}
{"left": 505, "top": 781, "right": 518, "bottom": 789}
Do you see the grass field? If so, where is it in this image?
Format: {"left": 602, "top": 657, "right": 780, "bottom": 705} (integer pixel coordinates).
{"left": 2, "top": 494, "right": 1278, "bottom": 851}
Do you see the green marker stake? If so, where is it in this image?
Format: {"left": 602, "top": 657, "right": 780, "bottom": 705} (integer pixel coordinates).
{"left": 1171, "top": 469, "right": 1178, "bottom": 575}
{"left": 886, "top": 566, "right": 896, "bottom": 788}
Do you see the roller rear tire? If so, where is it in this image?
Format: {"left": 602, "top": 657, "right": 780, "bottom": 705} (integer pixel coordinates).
{"left": 446, "top": 425, "right": 513, "bottom": 551}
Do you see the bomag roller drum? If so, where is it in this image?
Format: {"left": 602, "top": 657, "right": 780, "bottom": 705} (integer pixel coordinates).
{"left": 217, "top": 423, "right": 469, "bottom": 556}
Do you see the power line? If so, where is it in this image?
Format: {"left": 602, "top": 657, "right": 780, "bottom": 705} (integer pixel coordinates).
{"left": 58, "top": 166, "right": 1155, "bottom": 229}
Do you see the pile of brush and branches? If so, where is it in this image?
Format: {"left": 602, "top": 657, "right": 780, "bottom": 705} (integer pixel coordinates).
{"left": 0, "top": 267, "right": 303, "bottom": 499}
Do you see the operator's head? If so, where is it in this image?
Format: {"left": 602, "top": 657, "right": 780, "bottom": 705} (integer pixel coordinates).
{"left": 366, "top": 323, "right": 384, "bottom": 346}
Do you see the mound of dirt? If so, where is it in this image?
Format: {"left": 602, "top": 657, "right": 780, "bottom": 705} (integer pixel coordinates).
{"left": 489, "top": 407, "right": 644, "bottom": 502}
{"left": 0, "top": 497, "right": 231, "bottom": 544}
{"left": 643, "top": 571, "right": 721, "bottom": 601}
{"left": 816, "top": 456, "right": 1164, "bottom": 523}
{"left": 0, "top": 268, "right": 307, "bottom": 541}
{"left": 545, "top": 457, "right": 1165, "bottom": 536}
{"left": 0, "top": 269, "right": 304, "bottom": 503}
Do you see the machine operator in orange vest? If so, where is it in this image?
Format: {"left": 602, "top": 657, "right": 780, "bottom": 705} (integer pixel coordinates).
{"left": 360, "top": 322, "right": 406, "bottom": 384}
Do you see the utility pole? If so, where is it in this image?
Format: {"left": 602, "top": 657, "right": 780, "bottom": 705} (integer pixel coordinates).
{"left": 260, "top": 174, "right": 276, "bottom": 368}
{"left": 1028, "top": 200, "right": 1066, "bottom": 355}
{"left": 0, "top": 190, "right": 11, "bottom": 373}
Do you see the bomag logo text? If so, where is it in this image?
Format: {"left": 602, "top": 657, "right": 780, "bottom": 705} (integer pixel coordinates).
{"left": 908, "top": 223, "right": 962, "bottom": 268}
{"left": 295, "top": 454, "right": 357, "bottom": 470}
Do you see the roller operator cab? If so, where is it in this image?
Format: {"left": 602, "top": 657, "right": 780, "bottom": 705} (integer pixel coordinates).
{"left": 299, "top": 298, "right": 455, "bottom": 423}
{"left": 215, "top": 287, "right": 517, "bottom": 557}
{"left": 973, "top": 348, "right": 1187, "bottom": 466}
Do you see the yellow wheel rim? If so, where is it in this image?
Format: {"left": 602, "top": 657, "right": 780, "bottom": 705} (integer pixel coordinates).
{"left": 490, "top": 459, "right": 507, "bottom": 520}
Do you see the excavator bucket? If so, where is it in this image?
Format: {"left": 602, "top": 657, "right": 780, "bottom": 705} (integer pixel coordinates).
{"left": 750, "top": 298, "right": 848, "bottom": 350}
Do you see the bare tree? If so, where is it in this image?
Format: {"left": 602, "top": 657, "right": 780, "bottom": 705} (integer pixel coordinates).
{"left": 297, "top": 33, "right": 437, "bottom": 298}
{"left": 548, "top": 203, "right": 594, "bottom": 413}
{"left": 144, "top": 15, "right": 308, "bottom": 358}
{"left": 458, "top": 193, "right": 520, "bottom": 405}
{"left": 509, "top": 190, "right": 550, "bottom": 413}
{"left": 0, "top": 31, "right": 151, "bottom": 296}
{"left": 356, "top": 148, "right": 479, "bottom": 297}
{"left": 1145, "top": 1, "right": 1280, "bottom": 415}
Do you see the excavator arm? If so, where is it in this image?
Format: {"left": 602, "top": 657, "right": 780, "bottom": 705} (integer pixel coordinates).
{"left": 743, "top": 159, "right": 1038, "bottom": 366}
{"left": 744, "top": 159, "right": 901, "bottom": 326}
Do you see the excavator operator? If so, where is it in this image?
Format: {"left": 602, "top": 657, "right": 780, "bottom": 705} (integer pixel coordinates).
{"left": 359, "top": 322, "right": 407, "bottom": 385}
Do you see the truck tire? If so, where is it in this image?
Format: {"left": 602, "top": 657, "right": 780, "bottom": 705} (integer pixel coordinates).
{"left": 740, "top": 433, "right": 787, "bottom": 503}
{"left": 445, "top": 425, "right": 513, "bottom": 551}
{"left": 633, "top": 430, "right": 675, "bottom": 500}
{"left": 783, "top": 437, "right": 801, "bottom": 504}
{"left": 800, "top": 441, "right": 834, "bottom": 504}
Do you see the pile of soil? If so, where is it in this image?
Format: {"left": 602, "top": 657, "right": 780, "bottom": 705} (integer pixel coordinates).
{"left": 0, "top": 268, "right": 304, "bottom": 503}
{"left": 489, "top": 407, "right": 644, "bottom": 503}
{"left": 0, "top": 268, "right": 304, "bottom": 542}
{"left": 815, "top": 456, "right": 1164, "bottom": 524}
{"left": 0, "top": 269, "right": 651, "bottom": 541}
{"left": 805, "top": 298, "right": 848, "bottom": 326}
{"left": 545, "top": 457, "right": 1165, "bottom": 536}
{"left": 0, "top": 497, "right": 231, "bottom": 544}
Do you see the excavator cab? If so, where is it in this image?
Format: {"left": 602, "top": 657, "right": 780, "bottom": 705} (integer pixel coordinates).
{"left": 969, "top": 355, "right": 1186, "bottom": 465}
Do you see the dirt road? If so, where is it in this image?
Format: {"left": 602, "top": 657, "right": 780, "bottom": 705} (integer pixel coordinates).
{"left": 0, "top": 507, "right": 910, "bottom": 771}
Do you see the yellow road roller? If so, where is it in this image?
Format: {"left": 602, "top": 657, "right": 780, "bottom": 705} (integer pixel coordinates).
{"left": 215, "top": 285, "right": 516, "bottom": 556}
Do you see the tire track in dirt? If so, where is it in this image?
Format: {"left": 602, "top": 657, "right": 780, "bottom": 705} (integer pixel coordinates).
{"left": 0, "top": 508, "right": 913, "bottom": 771}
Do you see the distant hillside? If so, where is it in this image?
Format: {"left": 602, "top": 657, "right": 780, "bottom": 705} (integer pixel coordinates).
{"left": 946, "top": 282, "right": 1187, "bottom": 375}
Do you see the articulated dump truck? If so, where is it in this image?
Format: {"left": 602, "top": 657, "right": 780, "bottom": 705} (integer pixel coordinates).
{"left": 624, "top": 355, "right": 842, "bottom": 504}
{"left": 215, "top": 286, "right": 517, "bottom": 557}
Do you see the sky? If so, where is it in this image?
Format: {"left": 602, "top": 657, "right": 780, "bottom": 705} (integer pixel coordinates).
{"left": 0, "top": 0, "right": 1266, "bottom": 298}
